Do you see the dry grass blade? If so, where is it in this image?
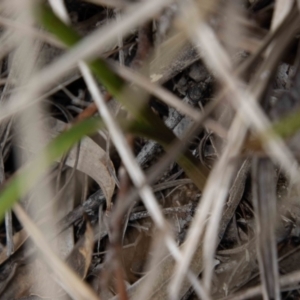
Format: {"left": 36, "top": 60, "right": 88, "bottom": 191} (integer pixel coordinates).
{"left": 193, "top": 16, "right": 300, "bottom": 293}
{"left": 0, "top": 0, "right": 174, "bottom": 123}
{"left": 48, "top": 0, "right": 70, "bottom": 24}
{"left": 271, "top": 0, "right": 293, "bottom": 30}
{"left": 79, "top": 62, "right": 178, "bottom": 254}
{"left": 191, "top": 17, "right": 300, "bottom": 181}
{"left": 113, "top": 143, "right": 250, "bottom": 299}
{"left": 13, "top": 203, "right": 100, "bottom": 300}
{"left": 3, "top": 0, "right": 300, "bottom": 299}
{"left": 34, "top": 4, "right": 208, "bottom": 194}
{"left": 0, "top": 31, "right": 18, "bottom": 64}
{"left": 169, "top": 14, "right": 250, "bottom": 300}
{"left": 15, "top": 117, "right": 115, "bottom": 207}
{"left": 79, "top": 62, "right": 207, "bottom": 297}
{"left": 6, "top": 1, "right": 64, "bottom": 297}
{"left": 221, "top": 268, "right": 300, "bottom": 300}
{"left": 170, "top": 2, "right": 300, "bottom": 297}
{"left": 110, "top": 62, "right": 201, "bottom": 121}
{"left": 252, "top": 158, "right": 280, "bottom": 300}
{"left": 0, "top": 15, "right": 64, "bottom": 48}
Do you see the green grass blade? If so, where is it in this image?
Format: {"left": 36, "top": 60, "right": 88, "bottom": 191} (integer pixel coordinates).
{"left": 36, "top": 4, "right": 209, "bottom": 190}
{"left": 0, "top": 117, "right": 104, "bottom": 221}
{"left": 246, "top": 108, "right": 300, "bottom": 152}
{"left": 270, "top": 109, "right": 300, "bottom": 140}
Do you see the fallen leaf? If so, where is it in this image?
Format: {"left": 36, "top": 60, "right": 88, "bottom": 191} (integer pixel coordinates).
{"left": 0, "top": 230, "right": 28, "bottom": 264}
{"left": 65, "top": 219, "right": 94, "bottom": 279}
{"left": 15, "top": 117, "right": 115, "bottom": 207}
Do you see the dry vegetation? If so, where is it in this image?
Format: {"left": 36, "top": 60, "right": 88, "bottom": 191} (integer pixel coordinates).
{"left": 0, "top": 0, "right": 300, "bottom": 299}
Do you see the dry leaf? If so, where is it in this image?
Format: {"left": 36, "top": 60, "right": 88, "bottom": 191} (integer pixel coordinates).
{"left": 15, "top": 117, "right": 115, "bottom": 207}
{"left": 0, "top": 230, "right": 28, "bottom": 265}
{"left": 65, "top": 219, "right": 94, "bottom": 279}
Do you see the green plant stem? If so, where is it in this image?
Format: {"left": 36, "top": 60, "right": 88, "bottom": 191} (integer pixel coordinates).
{"left": 35, "top": 4, "right": 209, "bottom": 190}
{"left": 0, "top": 118, "right": 104, "bottom": 221}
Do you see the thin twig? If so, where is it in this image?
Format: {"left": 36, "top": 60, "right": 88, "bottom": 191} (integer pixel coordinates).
{"left": 78, "top": 61, "right": 206, "bottom": 297}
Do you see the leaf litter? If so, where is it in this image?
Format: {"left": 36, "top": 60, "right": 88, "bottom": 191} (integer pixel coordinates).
{"left": 1, "top": 0, "right": 300, "bottom": 299}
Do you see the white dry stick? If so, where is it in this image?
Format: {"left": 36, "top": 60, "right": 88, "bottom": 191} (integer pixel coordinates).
{"left": 0, "top": 0, "right": 174, "bottom": 122}
{"left": 79, "top": 61, "right": 177, "bottom": 256}
{"left": 112, "top": 63, "right": 201, "bottom": 121}
{"left": 0, "top": 29, "right": 19, "bottom": 63}
{"left": 47, "top": 0, "right": 182, "bottom": 256}
{"left": 191, "top": 23, "right": 300, "bottom": 181}
{"left": 0, "top": 15, "right": 65, "bottom": 48}
{"left": 222, "top": 267, "right": 300, "bottom": 300}
{"left": 169, "top": 6, "right": 249, "bottom": 296}
{"left": 271, "top": 0, "right": 293, "bottom": 31}
{"left": 170, "top": 4, "right": 300, "bottom": 298}
{"left": 78, "top": 62, "right": 207, "bottom": 297}
{"left": 47, "top": 0, "right": 115, "bottom": 213}
{"left": 267, "top": 0, "right": 293, "bottom": 57}
{"left": 169, "top": 118, "right": 246, "bottom": 299}
{"left": 208, "top": 21, "right": 299, "bottom": 292}
{"left": 48, "top": 0, "right": 70, "bottom": 24}
{"left": 7, "top": 0, "right": 65, "bottom": 297}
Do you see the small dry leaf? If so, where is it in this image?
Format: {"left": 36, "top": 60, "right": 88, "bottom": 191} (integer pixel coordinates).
{"left": 15, "top": 117, "right": 115, "bottom": 207}
{"left": 0, "top": 230, "right": 28, "bottom": 265}
{"left": 65, "top": 219, "right": 94, "bottom": 279}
